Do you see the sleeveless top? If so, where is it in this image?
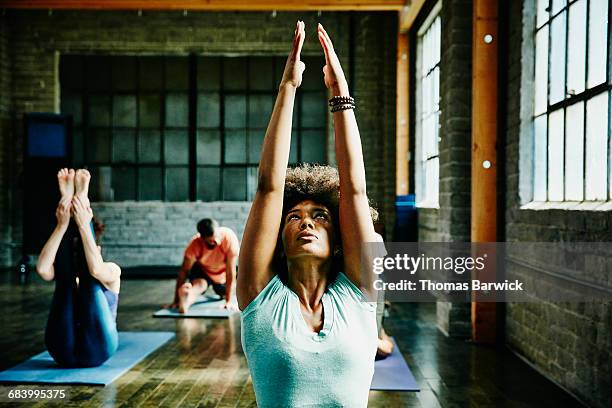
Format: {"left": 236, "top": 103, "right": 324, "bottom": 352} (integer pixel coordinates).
{"left": 241, "top": 272, "right": 378, "bottom": 408}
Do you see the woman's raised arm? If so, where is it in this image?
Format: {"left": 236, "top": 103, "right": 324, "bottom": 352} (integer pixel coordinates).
{"left": 36, "top": 198, "right": 71, "bottom": 281}
{"left": 237, "top": 21, "right": 305, "bottom": 310}
{"left": 318, "top": 24, "right": 378, "bottom": 290}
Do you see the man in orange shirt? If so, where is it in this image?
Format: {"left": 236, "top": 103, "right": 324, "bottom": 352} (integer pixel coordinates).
{"left": 165, "top": 219, "right": 239, "bottom": 313}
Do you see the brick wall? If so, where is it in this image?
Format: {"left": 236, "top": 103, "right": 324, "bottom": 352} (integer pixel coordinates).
{"left": 504, "top": 1, "right": 612, "bottom": 407}
{"left": 1, "top": 10, "right": 398, "bottom": 267}
{"left": 92, "top": 201, "right": 250, "bottom": 267}
{"left": 0, "top": 13, "right": 14, "bottom": 266}
{"left": 353, "top": 13, "right": 398, "bottom": 236}
{"left": 417, "top": 0, "right": 473, "bottom": 337}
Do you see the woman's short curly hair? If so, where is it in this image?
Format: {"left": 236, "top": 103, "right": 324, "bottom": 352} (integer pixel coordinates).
{"left": 273, "top": 163, "right": 378, "bottom": 283}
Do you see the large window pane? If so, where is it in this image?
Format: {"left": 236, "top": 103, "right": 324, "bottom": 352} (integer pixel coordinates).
{"left": 165, "top": 58, "right": 189, "bottom": 90}
{"left": 60, "top": 56, "right": 83, "bottom": 91}
{"left": 61, "top": 94, "right": 82, "bottom": 126}
{"left": 112, "top": 130, "right": 136, "bottom": 163}
{"left": 165, "top": 93, "right": 189, "bottom": 127}
{"left": 566, "top": 0, "right": 586, "bottom": 96}
{"left": 73, "top": 128, "right": 83, "bottom": 166}
{"left": 112, "top": 166, "right": 136, "bottom": 201}
{"left": 197, "top": 130, "right": 221, "bottom": 165}
{"left": 301, "top": 92, "right": 327, "bottom": 127}
{"left": 166, "top": 167, "right": 189, "bottom": 201}
{"left": 425, "top": 157, "right": 439, "bottom": 204}
{"left": 222, "top": 167, "right": 246, "bottom": 200}
{"left": 548, "top": 110, "right": 564, "bottom": 200}
{"left": 551, "top": 0, "right": 566, "bottom": 15}
{"left": 248, "top": 130, "right": 264, "bottom": 164}
{"left": 112, "top": 57, "right": 136, "bottom": 91}
{"left": 533, "top": 115, "right": 548, "bottom": 201}
{"left": 225, "top": 130, "right": 247, "bottom": 163}
{"left": 549, "top": 13, "right": 567, "bottom": 105}
{"left": 139, "top": 167, "right": 163, "bottom": 200}
{"left": 565, "top": 102, "right": 584, "bottom": 200}
{"left": 301, "top": 57, "right": 326, "bottom": 91}
{"left": 300, "top": 130, "right": 326, "bottom": 164}
{"left": 139, "top": 57, "right": 163, "bottom": 90}
{"left": 197, "top": 167, "right": 221, "bottom": 201}
{"left": 225, "top": 95, "right": 247, "bottom": 128}
{"left": 139, "top": 95, "right": 161, "bottom": 127}
{"left": 247, "top": 166, "right": 258, "bottom": 201}
{"left": 89, "top": 95, "right": 111, "bottom": 127}
{"left": 249, "top": 58, "right": 274, "bottom": 90}
{"left": 198, "top": 93, "right": 220, "bottom": 128}
{"left": 113, "top": 95, "right": 137, "bottom": 127}
{"left": 87, "top": 129, "right": 110, "bottom": 163}
{"left": 139, "top": 130, "right": 161, "bottom": 163}
{"left": 289, "top": 134, "right": 299, "bottom": 164}
{"left": 86, "top": 57, "right": 110, "bottom": 91}
{"left": 198, "top": 57, "right": 220, "bottom": 91}
{"left": 534, "top": 27, "right": 549, "bottom": 115}
{"left": 585, "top": 93, "right": 608, "bottom": 200}
{"left": 164, "top": 130, "right": 189, "bottom": 165}
{"left": 536, "top": 0, "right": 549, "bottom": 28}
{"left": 248, "top": 94, "right": 274, "bottom": 128}
{"left": 224, "top": 58, "right": 247, "bottom": 90}
{"left": 587, "top": 0, "right": 608, "bottom": 88}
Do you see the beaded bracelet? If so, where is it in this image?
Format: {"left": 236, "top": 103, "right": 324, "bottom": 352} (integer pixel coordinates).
{"left": 328, "top": 95, "right": 355, "bottom": 107}
{"left": 330, "top": 103, "right": 356, "bottom": 113}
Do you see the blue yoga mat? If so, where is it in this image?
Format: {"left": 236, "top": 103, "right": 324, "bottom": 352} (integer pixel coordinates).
{"left": 153, "top": 296, "right": 237, "bottom": 318}
{"left": 0, "top": 331, "right": 174, "bottom": 385}
{"left": 371, "top": 337, "right": 420, "bottom": 391}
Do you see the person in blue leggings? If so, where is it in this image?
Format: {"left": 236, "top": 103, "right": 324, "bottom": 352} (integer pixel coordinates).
{"left": 36, "top": 168, "right": 121, "bottom": 368}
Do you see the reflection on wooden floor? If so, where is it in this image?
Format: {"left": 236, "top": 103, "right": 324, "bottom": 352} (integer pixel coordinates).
{"left": 0, "top": 276, "right": 582, "bottom": 407}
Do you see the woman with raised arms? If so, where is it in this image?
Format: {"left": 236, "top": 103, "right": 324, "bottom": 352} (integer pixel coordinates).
{"left": 238, "top": 21, "right": 380, "bottom": 407}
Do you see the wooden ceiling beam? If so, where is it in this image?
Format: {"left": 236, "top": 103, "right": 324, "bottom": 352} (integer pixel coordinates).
{"left": 0, "top": 0, "right": 405, "bottom": 11}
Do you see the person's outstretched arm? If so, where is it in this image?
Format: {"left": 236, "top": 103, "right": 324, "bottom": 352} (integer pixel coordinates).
{"left": 72, "top": 196, "right": 121, "bottom": 291}
{"left": 36, "top": 199, "right": 71, "bottom": 281}
{"left": 237, "top": 21, "right": 305, "bottom": 310}
{"left": 318, "top": 24, "right": 378, "bottom": 291}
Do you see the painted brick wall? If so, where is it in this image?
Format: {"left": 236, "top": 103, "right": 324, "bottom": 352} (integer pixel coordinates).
{"left": 417, "top": 0, "right": 473, "bottom": 337}
{"left": 504, "top": 1, "right": 612, "bottom": 407}
{"left": 92, "top": 201, "right": 250, "bottom": 267}
{"left": 1, "top": 10, "right": 397, "bottom": 267}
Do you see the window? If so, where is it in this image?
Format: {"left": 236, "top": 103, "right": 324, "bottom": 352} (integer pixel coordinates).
{"left": 415, "top": 2, "right": 442, "bottom": 208}
{"left": 533, "top": 0, "right": 611, "bottom": 202}
{"left": 60, "top": 55, "right": 328, "bottom": 202}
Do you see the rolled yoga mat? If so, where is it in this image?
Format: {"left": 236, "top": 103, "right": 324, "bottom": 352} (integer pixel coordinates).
{"left": 0, "top": 331, "right": 175, "bottom": 386}
{"left": 153, "top": 295, "right": 238, "bottom": 318}
{"left": 371, "top": 337, "right": 420, "bottom": 391}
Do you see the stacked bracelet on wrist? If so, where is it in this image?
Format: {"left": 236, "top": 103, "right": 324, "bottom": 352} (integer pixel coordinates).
{"left": 328, "top": 95, "right": 356, "bottom": 113}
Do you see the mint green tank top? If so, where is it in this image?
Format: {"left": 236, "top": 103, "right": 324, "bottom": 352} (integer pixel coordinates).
{"left": 241, "top": 272, "right": 378, "bottom": 408}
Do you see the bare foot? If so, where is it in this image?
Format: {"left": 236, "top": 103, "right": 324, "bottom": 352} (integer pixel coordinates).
{"left": 57, "top": 168, "right": 75, "bottom": 200}
{"left": 178, "top": 282, "right": 198, "bottom": 314}
{"left": 74, "top": 169, "right": 91, "bottom": 208}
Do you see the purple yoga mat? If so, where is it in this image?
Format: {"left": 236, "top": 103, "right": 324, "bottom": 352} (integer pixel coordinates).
{"left": 371, "top": 337, "right": 420, "bottom": 391}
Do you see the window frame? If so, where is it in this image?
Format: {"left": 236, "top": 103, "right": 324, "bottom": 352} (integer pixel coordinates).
{"left": 527, "top": 0, "right": 611, "bottom": 208}
{"left": 414, "top": 1, "right": 442, "bottom": 209}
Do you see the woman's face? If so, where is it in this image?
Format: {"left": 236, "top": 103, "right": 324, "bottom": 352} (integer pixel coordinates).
{"left": 282, "top": 200, "right": 334, "bottom": 261}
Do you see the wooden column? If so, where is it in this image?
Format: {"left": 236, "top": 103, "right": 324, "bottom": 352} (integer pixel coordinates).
{"left": 396, "top": 30, "right": 409, "bottom": 195}
{"left": 471, "top": 0, "right": 498, "bottom": 344}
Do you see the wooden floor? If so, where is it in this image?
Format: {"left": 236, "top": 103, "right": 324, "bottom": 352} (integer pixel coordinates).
{"left": 0, "top": 272, "right": 583, "bottom": 407}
